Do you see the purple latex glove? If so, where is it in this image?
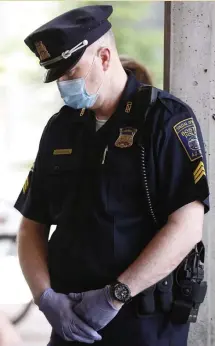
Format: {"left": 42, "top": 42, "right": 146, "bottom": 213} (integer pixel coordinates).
{"left": 39, "top": 288, "right": 102, "bottom": 343}
{"left": 71, "top": 285, "right": 121, "bottom": 331}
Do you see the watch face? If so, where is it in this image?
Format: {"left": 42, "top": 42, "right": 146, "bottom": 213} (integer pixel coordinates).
{"left": 114, "top": 283, "right": 130, "bottom": 301}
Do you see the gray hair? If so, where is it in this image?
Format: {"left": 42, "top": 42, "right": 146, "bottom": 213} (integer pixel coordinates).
{"left": 89, "top": 29, "right": 117, "bottom": 53}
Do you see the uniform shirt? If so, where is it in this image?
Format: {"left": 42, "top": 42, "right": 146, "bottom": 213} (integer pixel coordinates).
{"left": 14, "top": 72, "right": 209, "bottom": 293}
{"left": 95, "top": 117, "right": 107, "bottom": 131}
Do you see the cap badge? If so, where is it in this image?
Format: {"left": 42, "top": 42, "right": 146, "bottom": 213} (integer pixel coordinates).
{"left": 115, "top": 127, "right": 138, "bottom": 148}
{"left": 35, "top": 41, "right": 50, "bottom": 61}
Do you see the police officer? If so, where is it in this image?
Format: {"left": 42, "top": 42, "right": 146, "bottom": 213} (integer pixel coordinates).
{"left": 15, "top": 4, "right": 210, "bottom": 346}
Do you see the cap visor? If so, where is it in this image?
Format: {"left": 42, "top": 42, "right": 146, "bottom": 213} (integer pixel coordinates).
{"left": 43, "top": 48, "right": 86, "bottom": 83}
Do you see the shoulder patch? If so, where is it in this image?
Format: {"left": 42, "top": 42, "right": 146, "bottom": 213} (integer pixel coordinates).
{"left": 173, "top": 118, "right": 202, "bottom": 162}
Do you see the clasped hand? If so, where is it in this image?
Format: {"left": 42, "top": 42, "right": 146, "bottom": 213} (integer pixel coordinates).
{"left": 39, "top": 288, "right": 102, "bottom": 344}
{"left": 71, "top": 285, "right": 121, "bottom": 331}
{"left": 39, "top": 286, "right": 121, "bottom": 343}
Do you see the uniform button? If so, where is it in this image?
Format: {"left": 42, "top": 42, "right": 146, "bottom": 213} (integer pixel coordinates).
{"left": 54, "top": 165, "right": 60, "bottom": 171}
{"left": 163, "top": 281, "right": 168, "bottom": 286}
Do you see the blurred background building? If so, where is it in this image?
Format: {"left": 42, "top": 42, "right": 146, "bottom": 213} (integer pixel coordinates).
{"left": 0, "top": 1, "right": 164, "bottom": 345}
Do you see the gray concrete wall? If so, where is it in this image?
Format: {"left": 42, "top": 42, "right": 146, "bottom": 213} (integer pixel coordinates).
{"left": 167, "top": 2, "right": 215, "bottom": 345}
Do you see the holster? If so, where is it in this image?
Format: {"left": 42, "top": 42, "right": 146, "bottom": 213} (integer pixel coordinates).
{"left": 170, "top": 280, "right": 207, "bottom": 324}
{"left": 136, "top": 273, "right": 173, "bottom": 316}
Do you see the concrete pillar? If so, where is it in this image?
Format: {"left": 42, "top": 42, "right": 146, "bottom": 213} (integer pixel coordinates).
{"left": 164, "top": 2, "right": 215, "bottom": 345}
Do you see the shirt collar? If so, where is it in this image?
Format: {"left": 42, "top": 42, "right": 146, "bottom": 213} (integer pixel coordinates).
{"left": 63, "top": 70, "right": 140, "bottom": 123}
{"left": 120, "top": 70, "right": 141, "bottom": 102}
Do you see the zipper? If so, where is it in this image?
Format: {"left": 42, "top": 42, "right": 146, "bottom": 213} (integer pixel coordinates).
{"left": 140, "top": 145, "right": 158, "bottom": 226}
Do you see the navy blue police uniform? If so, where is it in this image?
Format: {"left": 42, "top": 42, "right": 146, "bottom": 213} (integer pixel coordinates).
{"left": 14, "top": 5, "right": 210, "bottom": 346}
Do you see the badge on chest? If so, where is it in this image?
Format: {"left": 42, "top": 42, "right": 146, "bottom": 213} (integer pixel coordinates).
{"left": 115, "top": 127, "right": 138, "bottom": 148}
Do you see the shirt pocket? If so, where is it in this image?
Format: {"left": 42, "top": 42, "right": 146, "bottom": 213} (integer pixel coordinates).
{"left": 44, "top": 156, "right": 80, "bottom": 223}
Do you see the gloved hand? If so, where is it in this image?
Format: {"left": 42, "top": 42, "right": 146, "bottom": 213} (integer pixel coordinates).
{"left": 39, "top": 288, "right": 102, "bottom": 343}
{"left": 71, "top": 285, "right": 121, "bottom": 331}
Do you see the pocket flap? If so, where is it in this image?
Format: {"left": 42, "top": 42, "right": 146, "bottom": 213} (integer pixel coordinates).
{"left": 44, "top": 156, "right": 77, "bottom": 174}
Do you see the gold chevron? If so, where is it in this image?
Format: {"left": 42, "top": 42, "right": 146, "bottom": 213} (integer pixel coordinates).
{"left": 194, "top": 171, "right": 206, "bottom": 184}
{"left": 193, "top": 161, "right": 204, "bottom": 176}
{"left": 23, "top": 177, "right": 29, "bottom": 193}
{"left": 194, "top": 166, "right": 205, "bottom": 179}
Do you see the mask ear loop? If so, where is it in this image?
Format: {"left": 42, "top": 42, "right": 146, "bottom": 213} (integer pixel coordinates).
{"left": 84, "top": 38, "right": 107, "bottom": 80}
{"left": 84, "top": 54, "right": 97, "bottom": 79}
{"left": 62, "top": 53, "right": 96, "bottom": 81}
{"left": 84, "top": 47, "right": 107, "bottom": 96}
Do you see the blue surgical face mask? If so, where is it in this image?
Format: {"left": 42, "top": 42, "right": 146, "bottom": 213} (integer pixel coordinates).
{"left": 57, "top": 57, "right": 104, "bottom": 109}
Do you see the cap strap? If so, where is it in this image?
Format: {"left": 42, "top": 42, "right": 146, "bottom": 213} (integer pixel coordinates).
{"left": 40, "top": 40, "right": 88, "bottom": 67}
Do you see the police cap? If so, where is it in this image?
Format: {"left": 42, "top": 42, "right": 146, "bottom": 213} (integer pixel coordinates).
{"left": 24, "top": 5, "right": 113, "bottom": 83}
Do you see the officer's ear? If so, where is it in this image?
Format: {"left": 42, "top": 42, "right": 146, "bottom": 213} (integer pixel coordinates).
{"left": 97, "top": 47, "right": 110, "bottom": 71}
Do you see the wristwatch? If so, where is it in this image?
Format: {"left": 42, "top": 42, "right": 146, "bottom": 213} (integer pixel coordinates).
{"left": 109, "top": 281, "right": 132, "bottom": 304}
